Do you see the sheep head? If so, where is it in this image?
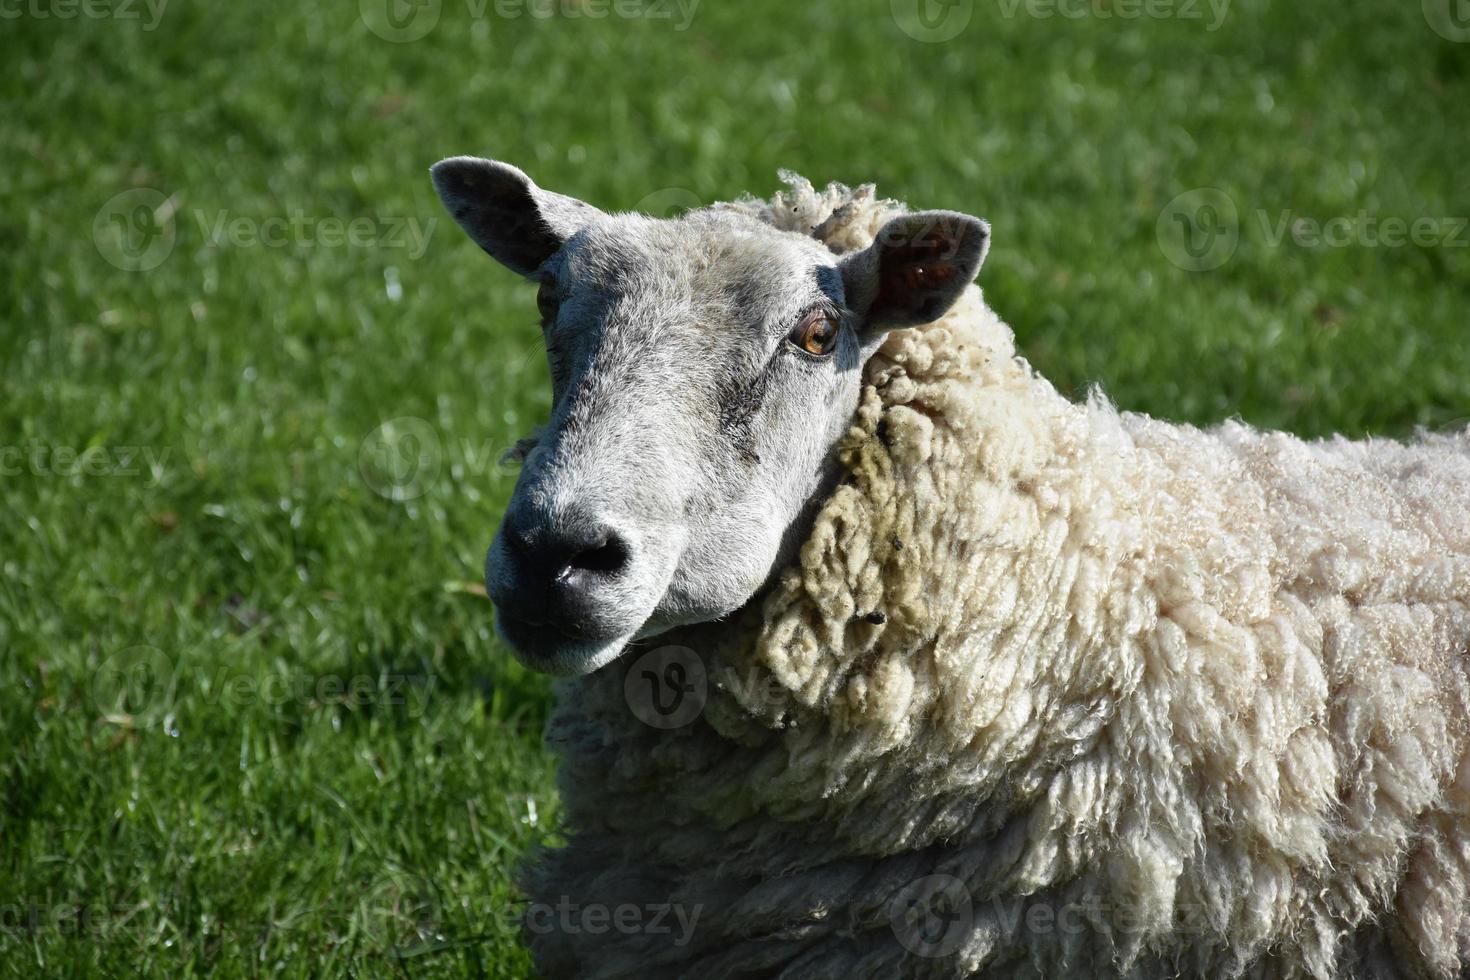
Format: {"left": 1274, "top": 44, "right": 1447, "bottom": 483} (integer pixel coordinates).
{"left": 431, "top": 157, "right": 989, "bottom": 675}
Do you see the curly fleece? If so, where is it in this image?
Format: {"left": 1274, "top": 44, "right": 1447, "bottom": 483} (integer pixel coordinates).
{"left": 520, "top": 175, "right": 1470, "bottom": 979}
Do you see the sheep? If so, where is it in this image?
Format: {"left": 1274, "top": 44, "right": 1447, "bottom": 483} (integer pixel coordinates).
{"left": 429, "top": 158, "right": 1470, "bottom": 979}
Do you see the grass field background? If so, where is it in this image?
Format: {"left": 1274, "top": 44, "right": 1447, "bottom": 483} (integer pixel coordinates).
{"left": 3, "top": 0, "right": 1468, "bottom": 974}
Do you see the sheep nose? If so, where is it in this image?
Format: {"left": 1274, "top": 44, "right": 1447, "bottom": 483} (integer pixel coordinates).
{"left": 510, "top": 520, "right": 632, "bottom": 585}
{"left": 488, "top": 507, "right": 634, "bottom": 637}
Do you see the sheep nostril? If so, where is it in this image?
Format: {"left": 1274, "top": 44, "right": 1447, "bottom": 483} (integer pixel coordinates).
{"left": 568, "top": 533, "right": 630, "bottom": 576}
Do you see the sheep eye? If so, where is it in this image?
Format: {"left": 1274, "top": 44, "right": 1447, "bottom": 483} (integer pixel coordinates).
{"left": 536, "top": 280, "right": 559, "bottom": 324}
{"left": 787, "top": 309, "right": 839, "bottom": 357}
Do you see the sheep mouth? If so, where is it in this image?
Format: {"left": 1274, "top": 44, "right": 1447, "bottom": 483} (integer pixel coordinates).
{"left": 494, "top": 607, "right": 633, "bottom": 676}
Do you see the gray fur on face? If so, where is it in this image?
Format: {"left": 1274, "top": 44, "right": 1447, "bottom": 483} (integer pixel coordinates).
{"left": 431, "top": 157, "right": 988, "bottom": 675}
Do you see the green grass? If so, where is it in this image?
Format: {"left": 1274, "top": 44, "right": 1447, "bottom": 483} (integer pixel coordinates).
{"left": 2, "top": 0, "right": 1467, "bottom": 974}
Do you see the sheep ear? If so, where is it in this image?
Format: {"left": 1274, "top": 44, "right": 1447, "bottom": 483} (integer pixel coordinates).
{"left": 840, "top": 210, "right": 989, "bottom": 331}
{"left": 430, "top": 156, "right": 604, "bottom": 277}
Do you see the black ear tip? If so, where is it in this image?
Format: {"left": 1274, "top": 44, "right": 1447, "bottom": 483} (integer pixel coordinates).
{"left": 430, "top": 156, "right": 530, "bottom": 201}
{"left": 935, "top": 210, "right": 988, "bottom": 240}
{"left": 430, "top": 156, "right": 485, "bottom": 193}
{"left": 938, "top": 212, "right": 990, "bottom": 269}
{"left": 429, "top": 158, "right": 467, "bottom": 198}
{"left": 882, "top": 209, "right": 989, "bottom": 241}
{"left": 965, "top": 217, "right": 991, "bottom": 256}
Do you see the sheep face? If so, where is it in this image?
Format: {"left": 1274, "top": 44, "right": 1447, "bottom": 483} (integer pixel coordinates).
{"left": 432, "top": 158, "right": 988, "bottom": 675}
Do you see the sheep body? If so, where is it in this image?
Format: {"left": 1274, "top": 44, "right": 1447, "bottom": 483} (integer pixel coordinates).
{"left": 521, "top": 176, "right": 1470, "bottom": 979}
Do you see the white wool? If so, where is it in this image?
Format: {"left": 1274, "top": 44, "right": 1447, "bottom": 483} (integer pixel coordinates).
{"left": 520, "top": 175, "right": 1470, "bottom": 979}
